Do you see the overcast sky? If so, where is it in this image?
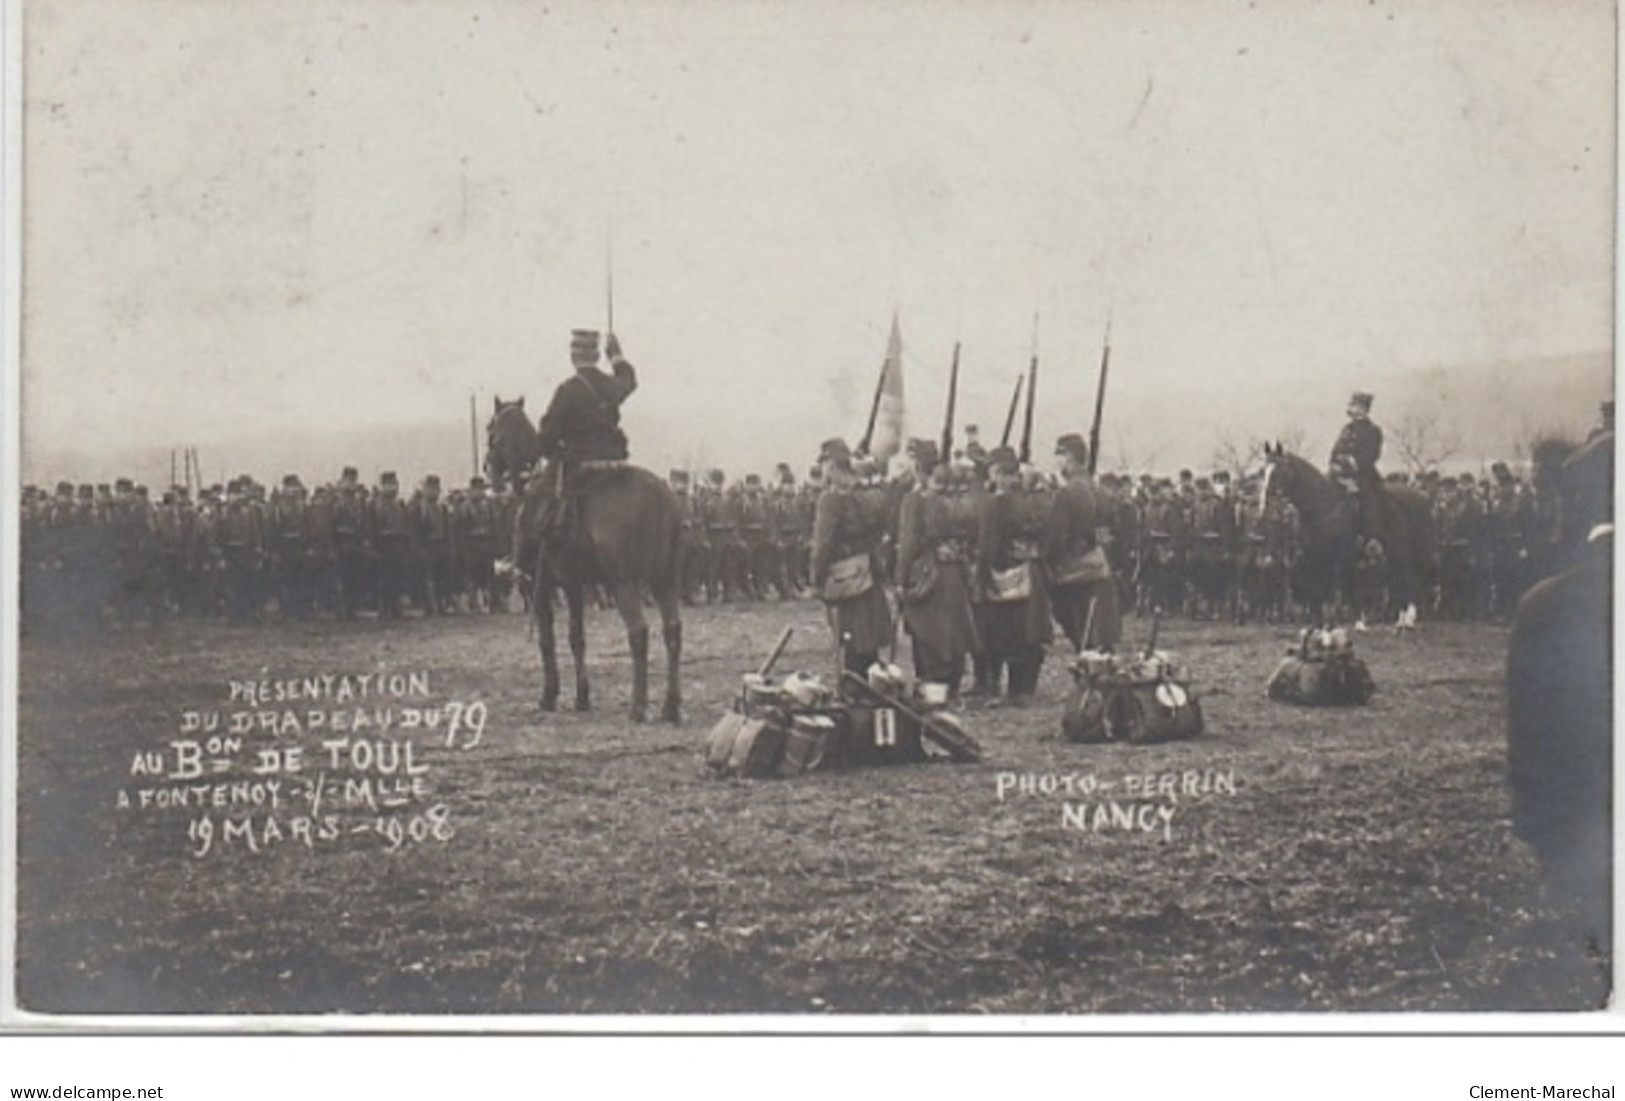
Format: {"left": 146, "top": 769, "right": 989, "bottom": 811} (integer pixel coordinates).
{"left": 17, "top": 0, "right": 1616, "bottom": 483}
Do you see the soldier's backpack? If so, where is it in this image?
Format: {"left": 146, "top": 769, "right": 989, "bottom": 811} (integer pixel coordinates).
{"left": 1266, "top": 628, "right": 1375, "bottom": 707}
{"left": 1062, "top": 649, "right": 1204, "bottom": 745}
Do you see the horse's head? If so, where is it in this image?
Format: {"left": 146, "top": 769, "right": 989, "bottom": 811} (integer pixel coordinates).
{"left": 1259, "top": 441, "right": 1319, "bottom": 517}
{"left": 485, "top": 396, "right": 538, "bottom": 492}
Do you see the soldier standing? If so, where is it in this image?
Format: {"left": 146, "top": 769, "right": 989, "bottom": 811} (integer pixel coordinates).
{"left": 217, "top": 479, "right": 265, "bottom": 625}
{"left": 972, "top": 446, "right": 1053, "bottom": 705}
{"left": 1043, "top": 434, "right": 1121, "bottom": 652}
{"left": 372, "top": 472, "right": 410, "bottom": 617}
{"left": 739, "top": 473, "right": 781, "bottom": 600}
{"left": 410, "top": 474, "right": 454, "bottom": 614}
{"left": 668, "top": 470, "right": 708, "bottom": 606}
{"left": 460, "top": 476, "right": 504, "bottom": 612}
{"left": 895, "top": 440, "right": 978, "bottom": 697}
{"left": 333, "top": 467, "right": 372, "bottom": 618}
{"left": 811, "top": 438, "right": 894, "bottom": 679}
{"left": 269, "top": 475, "right": 311, "bottom": 620}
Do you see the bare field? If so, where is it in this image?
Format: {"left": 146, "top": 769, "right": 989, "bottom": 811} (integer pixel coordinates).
{"left": 13, "top": 602, "right": 1610, "bottom": 1016}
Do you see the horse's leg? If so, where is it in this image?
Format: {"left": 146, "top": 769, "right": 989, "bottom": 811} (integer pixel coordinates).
{"left": 654, "top": 581, "right": 683, "bottom": 725}
{"left": 612, "top": 579, "right": 650, "bottom": 723}
{"left": 566, "top": 583, "right": 591, "bottom": 712}
{"left": 534, "top": 577, "right": 560, "bottom": 712}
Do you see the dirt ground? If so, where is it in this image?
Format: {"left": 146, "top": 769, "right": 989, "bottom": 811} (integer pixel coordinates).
{"left": 12, "top": 600, "right": 1612, "bottom": 1016}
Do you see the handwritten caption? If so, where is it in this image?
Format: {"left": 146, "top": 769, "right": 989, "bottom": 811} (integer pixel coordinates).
{"left": 116, "top": 671, "right": 487, "bottom": 858}
{"left": 994, "top": 769, "right": 1240, "bottom": 842}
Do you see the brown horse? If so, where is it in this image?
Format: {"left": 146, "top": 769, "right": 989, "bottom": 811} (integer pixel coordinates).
{"left": 486, "top": 398, "right": 683, "bottom": 723}
{"left": 1260, "top": 443, "right": 1436, "bottom": 628}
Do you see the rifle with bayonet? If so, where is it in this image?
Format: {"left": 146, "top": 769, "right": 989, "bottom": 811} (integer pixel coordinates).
{"left": 1087, "top": 315, "right": 1112, "bottom": 477}
{"left": 1000, "top": 374, "right": 1024, "bottom": 448}
{"left": 940, "top": 342, "right": 960, "bottom": 464}
{"left": 1018, "top": 320, "right": 1038, "bottom": 466}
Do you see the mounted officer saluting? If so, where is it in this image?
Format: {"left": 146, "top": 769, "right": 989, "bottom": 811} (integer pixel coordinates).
{"left": 535, "top": 328, "right": 638, "bottom": 541}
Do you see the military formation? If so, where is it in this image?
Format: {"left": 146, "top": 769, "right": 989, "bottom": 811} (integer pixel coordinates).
{"left": 18, "top": 468, "right": 522, "bottom": 634}
{"left": 16, "top": 442, "right": 1584, "bottom": 638}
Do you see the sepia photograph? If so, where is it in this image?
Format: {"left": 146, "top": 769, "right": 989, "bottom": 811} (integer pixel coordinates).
{"left": 2, "top": 0, "right": 1617, "bottom": 1027}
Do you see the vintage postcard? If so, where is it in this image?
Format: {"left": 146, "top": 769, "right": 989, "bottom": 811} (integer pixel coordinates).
{"left": 3, "top": 0, "right": 1617, "bottom": 1032}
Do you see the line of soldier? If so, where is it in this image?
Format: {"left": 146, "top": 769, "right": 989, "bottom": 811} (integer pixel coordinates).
{"left": 18, "top": 442, "right": 1568, "bottom": 638}
{"left": 18, "top": 468, "right": 524, "bottom": 634}
{"left": 800, "top": 428, "right": 1588, "bottom": 707}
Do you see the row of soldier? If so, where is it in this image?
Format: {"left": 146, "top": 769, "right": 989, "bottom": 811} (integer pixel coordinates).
{"left": 19, "top": 450, "right": 1565, "bottom": 635}
{"left": 18, "top": 469, "right": 521, "bottom": 632}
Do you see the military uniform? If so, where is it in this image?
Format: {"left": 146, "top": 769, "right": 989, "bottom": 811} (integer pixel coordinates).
{"left": 410, "top": 476, "right": 455, "bottom": 614}
{"left": 371, "top": 473, "right": 411, "bottom": 617}
{"left": 895, "top": 443, "right": 977, "bottom": 692}
{"left": 1044, "top": 436, "right": 1122, "bottom": 651}
{"left": 1186, "top": 478, "right": 1237, "bottom": 619}
{"left": 459, "top": 477, "right": 504, "bottom": 612}
{"left": 972, "top": 449, "right": 1053, "bottom": 703}
{"left": 811, "top": 439, "right": 893, "bottom": 677}
{"left": 217, "top": 483, "right": 265, "bottom": 624}
{"left": 268, "top": 476, "right": 312, "bottom": 619}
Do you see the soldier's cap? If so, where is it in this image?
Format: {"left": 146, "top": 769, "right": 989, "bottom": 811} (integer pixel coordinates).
{"left": 910, "top": 439, "right": 940, "bottom": 467}
{"left": 964, "top": 424, "right": 980, "bottom": 437}
{"left": 1459, "top": 473, "right": 1476, "bottom": 484}
{"left": 135, "top": 485, "right": 149, "bottom": 497}
{"left": 424, "top": 474, "right": 441, "bottom": 488}
{"left": 1054, "top": 433, "right": 1089, "bottom": 463}
{"left": 708, "top": 468, "right": 725, "bottom": 484}
{"left": 78, "top": 485, "right": 95, "bottom": 498}
{"left": 341, "top": 466, "right": 359, "bottom": 481}
{"left": 668, "top": 469, "right": 688, "bottom": 484}
{"left": 55, "top": 481, "right": 73, "bottom": 496}
{"left": 470, "top": 476, "right": 487, "bottom": 490}
{"left": 818, "top": 437, "right": 852, "bottom": 467}
{"left": 744, "top": 473, "right": 761, "bottom": 486}
{"left": 380, "top": 471, "right": 399, "bottom": 486}
{"left": 114, "top": 478, "right": 134, "bottom": 492}
{"left": 1195, "top": 477, "right": 1212, "bottom": 489}
{"left": 987, "top": 445, "right": 1020, "bottom": 473}
{"left": 1602, "top": 399, "right": 1615, "bottom": 417}
{"left": 1491, "top": 461, "right": 1512, "bottom": 483}
{"left": 1179, "top": 469, "right": 1193, "bottom": 481}
{"left": 1213, "top": 470, "right": 1230, "bottom": 484}
{"left": 161, "top": 491, "right": 175, "bottom": 505}
{"left": 1350, "top": 391, "right": 1374, "bottom": 409}
{"left": 807, "top": 465, "right": 823, "bottom": 482}
{"left": 283, "top": 474, "right": 305, "bottom": 490}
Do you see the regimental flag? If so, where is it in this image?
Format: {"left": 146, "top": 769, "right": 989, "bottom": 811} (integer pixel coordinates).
{"left": 870, "top": 313, "right": 906, "bottom": 464}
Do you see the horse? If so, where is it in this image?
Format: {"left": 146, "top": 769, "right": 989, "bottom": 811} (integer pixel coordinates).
{"left": 485, "top": 397, "right": 684, "bottom": 724}
{"left": 1259, "top": 443, "right": 1436, "bottom": 628}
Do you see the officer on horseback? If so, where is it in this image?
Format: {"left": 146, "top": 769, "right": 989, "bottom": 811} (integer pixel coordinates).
{"left": 1329, "top": 391, "right": 1385, "bottom": 537}
{"left": 535, "top": 328, "right": 638, "bottom": 542}
{"left": 538, "top": 329, "right": 637, "bottom": 466}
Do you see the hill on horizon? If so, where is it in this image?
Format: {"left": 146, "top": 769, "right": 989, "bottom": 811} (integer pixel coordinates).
{"left": 19, "top": 351, "right": 1612, "bottom": 489}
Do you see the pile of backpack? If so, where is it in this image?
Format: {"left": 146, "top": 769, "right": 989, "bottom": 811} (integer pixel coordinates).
{"left": 705, "top": 664, "right": 981, "bottom": 780}
{"left": 1061, "top": 648, "right": 1205, "bottom": 744}
{"left": 1266, "top": 627, "right": 1375, "bottom": 707}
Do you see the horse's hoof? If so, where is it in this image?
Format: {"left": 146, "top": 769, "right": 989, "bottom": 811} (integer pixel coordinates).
{"left": 573, "top": 698, "right": 591, "bottom": 714}
{"left": 629, "top": 710, "right": 648, "bottom": 725}
{"left": 662, "top": 704, "right": 682, "bottom": 725}
{"left": 539, "top": 697, "right": 558, "bottom": 714}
